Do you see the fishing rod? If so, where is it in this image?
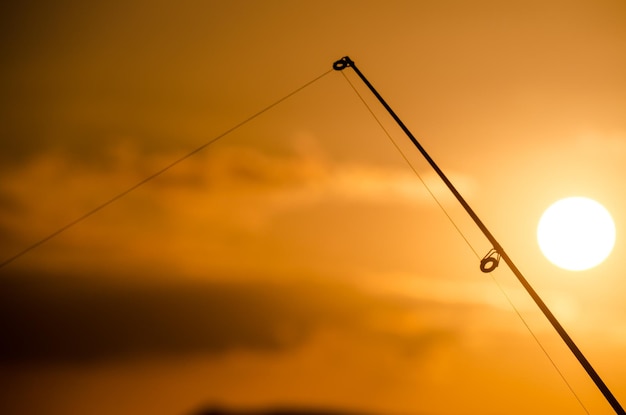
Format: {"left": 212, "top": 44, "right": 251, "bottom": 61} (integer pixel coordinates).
{"left": 333, "top": 56, "right": 625, "bottom": 415}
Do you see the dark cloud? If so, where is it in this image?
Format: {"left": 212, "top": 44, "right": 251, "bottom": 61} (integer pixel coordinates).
{"left": 0, "top": 270, "right": 456, "bottom": 365}
{"left": 0, "top": 272, "right": 306, "bottom": 363}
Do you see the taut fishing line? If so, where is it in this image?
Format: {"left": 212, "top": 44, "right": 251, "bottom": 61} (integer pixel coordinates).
{"left": 338, "top": 69, "right": 590, "bottom": 415}
{"left": 0, "top": 69, "right": 333, "bottom": 270}
{"left": 340, "top": 71, "right": 480, "bottom": 260}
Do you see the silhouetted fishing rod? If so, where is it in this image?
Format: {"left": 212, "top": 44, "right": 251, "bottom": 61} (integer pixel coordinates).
{"left": 333, "top": 56, "right": 624, "bottom": 415}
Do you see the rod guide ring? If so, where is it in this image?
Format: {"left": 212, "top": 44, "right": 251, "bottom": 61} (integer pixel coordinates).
{"left": 480, "top": 249, "right": 501, "bottom": 273}
{"left": 333, "top": 56, "right": 354, "bottom": 71}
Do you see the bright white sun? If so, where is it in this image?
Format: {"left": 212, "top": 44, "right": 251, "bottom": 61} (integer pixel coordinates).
{"left": 537, "top": 197, "right": 616, "bottom": 271}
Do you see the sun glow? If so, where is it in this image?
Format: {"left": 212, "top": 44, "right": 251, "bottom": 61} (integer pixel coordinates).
{"left": 537, "top": 197, "right": 616, "bottom": 271}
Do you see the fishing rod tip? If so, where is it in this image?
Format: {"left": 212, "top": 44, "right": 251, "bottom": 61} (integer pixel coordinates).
{"left": 333, "top": 56, "right": 354, "bottom": 71}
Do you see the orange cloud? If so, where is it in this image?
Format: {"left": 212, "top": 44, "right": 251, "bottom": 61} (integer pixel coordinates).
{"left": 0, "top": 141, "right": 478, "bottom": 278}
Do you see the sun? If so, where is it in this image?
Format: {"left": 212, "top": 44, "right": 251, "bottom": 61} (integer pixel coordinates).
{"left": 537, "top": 197, "right": 616, "bottom": 271}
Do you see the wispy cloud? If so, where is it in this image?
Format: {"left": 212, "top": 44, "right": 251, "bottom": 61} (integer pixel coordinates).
{"left": 0, "top": 141, "right": 477, "bottom": 273}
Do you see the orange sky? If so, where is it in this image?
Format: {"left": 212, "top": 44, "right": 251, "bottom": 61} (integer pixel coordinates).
{"left": 1, "top": 1, "right": 626, "bottom": 414}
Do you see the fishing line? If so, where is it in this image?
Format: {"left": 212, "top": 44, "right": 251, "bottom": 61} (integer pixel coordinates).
{"left": 339, "top": 71, "right": 480, "bottom": 259}
{"left": 0, "top": 69, "right": 334, "bottom": 270}
{"left": 488, "top": 274, "right": 591, "bottom": 414}
{"left": 338, "top": 69, "right": 591, "bottom": 415}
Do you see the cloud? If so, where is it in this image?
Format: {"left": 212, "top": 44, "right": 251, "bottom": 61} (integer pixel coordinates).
{"left": 0, "top": 141, "right": 476, "bottom": 240}
{"left": 0, "top": 139, "right": 480, "bottom": 280}
{"left": 0, "top": 269, "right": 458, "bottom": 365}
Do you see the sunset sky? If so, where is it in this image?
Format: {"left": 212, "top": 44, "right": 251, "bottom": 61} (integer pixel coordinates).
{"left": 1, "top": 1, "right": 626, "bottom": 414}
